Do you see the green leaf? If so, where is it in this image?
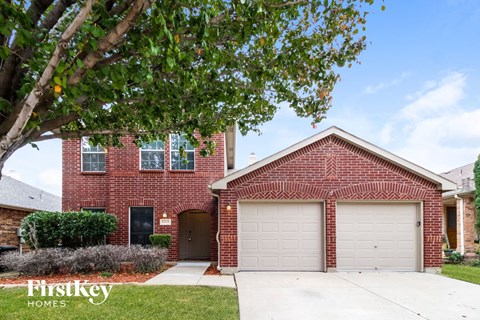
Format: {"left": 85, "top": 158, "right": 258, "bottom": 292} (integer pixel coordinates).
{"left": 0, "top": 46, "right": 10, "bottom": 59}
{"left": 166, "top": 56, "right": 175, "bottom": 69}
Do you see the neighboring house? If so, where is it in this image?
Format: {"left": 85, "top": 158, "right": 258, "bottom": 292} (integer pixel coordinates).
{"left": 0, "top": 176, "right": 62, "bottom": 247}
{"left": 440, "top": 163, "right": 478, "bottom": 255}
{"left": 63, "top": 126, "right": 455, "bottom": 273}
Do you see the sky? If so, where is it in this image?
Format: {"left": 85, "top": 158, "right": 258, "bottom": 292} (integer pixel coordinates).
{"left": 3, "top": 0, "right": 480, "bottom": 197}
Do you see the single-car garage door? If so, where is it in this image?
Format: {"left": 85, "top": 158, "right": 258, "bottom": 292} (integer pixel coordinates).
{"left": 336, "top": 202, "right": 420, "bottom": 271}
{"left": 239, "top": 202, "right": 323, "bottom": 271}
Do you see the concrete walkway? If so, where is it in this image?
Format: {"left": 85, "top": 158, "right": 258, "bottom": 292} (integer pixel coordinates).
{"left": 236, "top": 272, "right": 480, "bottom": 320}
{"left": 145, "top": 261, "right": 236, "bottom": 288}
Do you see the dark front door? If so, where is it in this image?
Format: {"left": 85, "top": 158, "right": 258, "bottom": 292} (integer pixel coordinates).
{"left": 446, "top": 207, "right": 457, "bottom": 249}
{"left": 130, "top": 207, "right": 154, "bottom": 245}
{"left": 179, "top": 211, "right": 211, "bottom": 260}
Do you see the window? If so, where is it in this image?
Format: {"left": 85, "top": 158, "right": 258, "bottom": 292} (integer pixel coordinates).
{"left": 140, "top": 141, "right": 165, "bottom": 170}
{"left": 130, "top": 207, "right": 154, "bottom": 246}
{"left": 81, "top": 208, "right": 106, "bottom": 213}
{"left": 170, "top": 134, "right": 194, "bottom": 170}
{"left": 81, "top": 137, "right": 106, "bottom": 172}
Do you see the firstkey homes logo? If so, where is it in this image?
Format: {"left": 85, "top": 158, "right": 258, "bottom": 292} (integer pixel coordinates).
{"left": 27, "top": 280, "right": 113, "bottom": 307}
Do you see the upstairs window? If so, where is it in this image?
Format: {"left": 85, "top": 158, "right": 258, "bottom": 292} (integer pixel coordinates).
{"left": 81, "top": 137, "right": 106, "bottom": 172}
{"left": 170, "top": 134, "right": 194, "bottom": 170}
{"left": 140, "top": 141, "right": 165, "bottom": 170}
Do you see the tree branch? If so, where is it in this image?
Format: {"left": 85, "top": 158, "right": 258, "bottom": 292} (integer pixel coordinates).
{"left": 0, "top": 0, "right": 54, "bottom": 99}
{"left": 0, "top": 0, "right": 96, "bottom": 157}
{"left": 34, "top": 129, "right": 139, "bottom": 142}
{"left": 68, "top": 0, "right": 153, "bottom": 86}
{"left": 267, "top": 0, "right": 308, "bottom": 8}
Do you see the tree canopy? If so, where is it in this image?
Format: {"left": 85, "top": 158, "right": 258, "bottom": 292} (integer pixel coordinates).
{"left": 0, "top": 0, "right": 378, "bottom": 171}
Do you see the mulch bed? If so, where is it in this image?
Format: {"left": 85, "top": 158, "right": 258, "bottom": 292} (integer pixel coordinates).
{"left": 203, "top": 264, "right": 221, "bottom": 275}
{"left": 0, "top": 271, "right": 159, "bottom": 285}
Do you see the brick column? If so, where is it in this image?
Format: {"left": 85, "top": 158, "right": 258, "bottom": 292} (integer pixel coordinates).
{"left": 456, "top": 196, "right": 476, "bottom": 254}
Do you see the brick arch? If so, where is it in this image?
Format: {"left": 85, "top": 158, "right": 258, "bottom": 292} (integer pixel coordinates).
{"left": 236, "top": 182, "right": 328, "bottom": 200}
{"left": 335, "top": 182, "right": 427, "bottom": 200}
{"left": 171, "top": 201, "right": 216, "bottom": 215}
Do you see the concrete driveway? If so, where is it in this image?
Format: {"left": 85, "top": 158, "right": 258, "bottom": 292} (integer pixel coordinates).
{"left": 235, "top": 272, "right": 480, "bottom": 320}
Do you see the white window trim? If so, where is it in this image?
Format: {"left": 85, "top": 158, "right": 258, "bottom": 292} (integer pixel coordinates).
{"left": 169, "top": 134, "right": 195, "bottom": 170}
{"left": 81, "top": 137, "right": 106, "bottom": 172}
{"left": 139, "top": 141, "right": 165, "bottom": 170}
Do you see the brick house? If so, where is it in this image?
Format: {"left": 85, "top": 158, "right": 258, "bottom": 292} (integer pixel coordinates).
{"left": 63, "top": 128, "right": 235, "bottom": 261}
{"left": 441, "top": 163, "right": 478, "bottom": 255}
{"left": 63, "top": 126, "right": 455, "bottom": 273}
{"left": 0, "top": 176, "right": 61, "bottom": 248}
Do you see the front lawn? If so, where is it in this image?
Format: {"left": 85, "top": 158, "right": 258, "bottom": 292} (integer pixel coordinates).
{"left": 442, "top": 264, "right": 480, "bottom": 285}
{"left": 0, "top": 285, "right": 239, "bottom": 320}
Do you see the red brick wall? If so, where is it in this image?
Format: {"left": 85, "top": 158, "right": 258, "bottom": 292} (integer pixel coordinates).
{"left": 62, "top": 133, "right": 225, "bottom": 261}
{"left": 219, "top": 135, "right": 443, "bottom": 270}
{"left": 0, "top": 206, "right": 30, "bottom": 247}
{"left": 457, "top": 196, "right": 476, "bottom": 254}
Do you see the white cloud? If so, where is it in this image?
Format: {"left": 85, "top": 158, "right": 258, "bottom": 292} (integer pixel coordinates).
{"left": 399, "top": 72, "right": 466, "bottom": 121}
{"left": 385, "top": 72, "right": 480, "bottom": 172}
{"left": 379, "top": 123, "right": 393, "bottom": 145}
{"left": 364, "top": 71, "right": 411, "bottom": 94}
{"left": 37, "top": 168, "right": 62, "bottom": 195}
{"left": 396, "top": 109, "right": 480, "bottom": 172}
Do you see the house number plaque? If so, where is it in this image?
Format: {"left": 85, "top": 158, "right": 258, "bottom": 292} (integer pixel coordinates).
{"left": 160, "top": 219, "right": 171, "bottom": 226}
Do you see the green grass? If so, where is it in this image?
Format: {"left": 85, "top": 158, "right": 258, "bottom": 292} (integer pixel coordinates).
{"left": 442, "top": 264, "right": 480, "bottom": 285}
{"left": 0, "top": 285, "right": 239, "bottom": 320}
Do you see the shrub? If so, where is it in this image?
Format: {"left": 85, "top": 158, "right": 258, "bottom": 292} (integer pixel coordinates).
{"left": 21, "top": 211, "right": 117, "bottom": 249}
{"left": 468, "top": 259, "right": 480, "bottom": 268}
{"left": 149, "top": 234, "right": 172, "bottom": 248}
{"left": 448, "top": 251, "right": 464, "bottom": 264}
{"left": 0, "top": 245, "right": 167, "bottom": 275}
{"left": 0, "top": 248, "right": 69, "bottom": 275}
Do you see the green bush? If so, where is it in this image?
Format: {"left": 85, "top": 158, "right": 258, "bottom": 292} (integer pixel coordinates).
{"left": 468, "top": 259, "right": 480, "bottom": 268}
{"left": 448, "top": 251, "right": 464, "bottom": 264}
{"left": 149, "top": 234, "right": 172, "bottom": 248}
{"left": 21, "top": 211, "right": 117, "bottom": 249}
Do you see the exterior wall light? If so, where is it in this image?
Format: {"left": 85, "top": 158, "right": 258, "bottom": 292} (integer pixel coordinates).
{"left": 226, "top": 204, "right": 232, "bottom": 211}
{"left": 162, "top": 212, "right": 168, "bottom": 218}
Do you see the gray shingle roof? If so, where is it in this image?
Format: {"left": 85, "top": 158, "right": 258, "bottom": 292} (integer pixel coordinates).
{"left": 0, "top": 176, "right": 61, "bottom": 212}
{"left": 440, "top": 163, "right": 476, "bottom": 199}
{"left": 440, "top": 163, "right": 475, "bottom": 192}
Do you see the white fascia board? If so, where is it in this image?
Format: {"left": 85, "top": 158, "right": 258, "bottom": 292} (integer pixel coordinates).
{"left": 211, "top": 126, "right": 457, "bottom": 191}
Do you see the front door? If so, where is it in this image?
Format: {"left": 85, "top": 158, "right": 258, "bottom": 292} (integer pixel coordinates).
{"left": 446, "top": 207, "right": 457, "bottom": 249}
{"left": 179, "top": 211, "right": 211, "bottom": 260}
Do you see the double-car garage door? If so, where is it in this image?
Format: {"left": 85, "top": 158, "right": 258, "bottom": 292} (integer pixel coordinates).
{"left": 238, "top": 202, "right": 420, "bottom": 272}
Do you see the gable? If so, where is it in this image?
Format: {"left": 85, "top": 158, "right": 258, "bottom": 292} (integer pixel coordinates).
{"left": 211, "top": 126, "right": 456, "bottom": 191}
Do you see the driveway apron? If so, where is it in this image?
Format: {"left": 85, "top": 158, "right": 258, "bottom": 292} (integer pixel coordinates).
{"left": 235, "top": 272, "right": 480, "bottom": 320}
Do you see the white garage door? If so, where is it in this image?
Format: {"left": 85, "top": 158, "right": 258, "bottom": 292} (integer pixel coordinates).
{"left": 336, "top": 203, "right": 420, "bottom": 271}
{"left": 239, "top": 202, "right": 323, "bottom": 271}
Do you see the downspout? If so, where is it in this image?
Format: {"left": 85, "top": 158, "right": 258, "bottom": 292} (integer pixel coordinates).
{"left": 210, "top": 190, "right": 222, "bottom": 271}
{"left": 455, "top": 195, "right": 465, "bottom": 254}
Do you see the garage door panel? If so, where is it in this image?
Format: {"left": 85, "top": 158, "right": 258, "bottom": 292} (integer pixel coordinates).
{"left": 261, "top": 222, "right": 278, "bottom": 232}
{"left": 337, "top": 203, "right": 418, "bottom": 271}
{"left": 241, "top": 240, "right": 258, "bottom": 250}
{"left": 239, "top": 202, "right": 323, "bottom": 271}
{"left": 281, "top": 223, "right": 299, "bottom": 232}
{"left": 282, "top": 239, "right": 299, "bottom": 249}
